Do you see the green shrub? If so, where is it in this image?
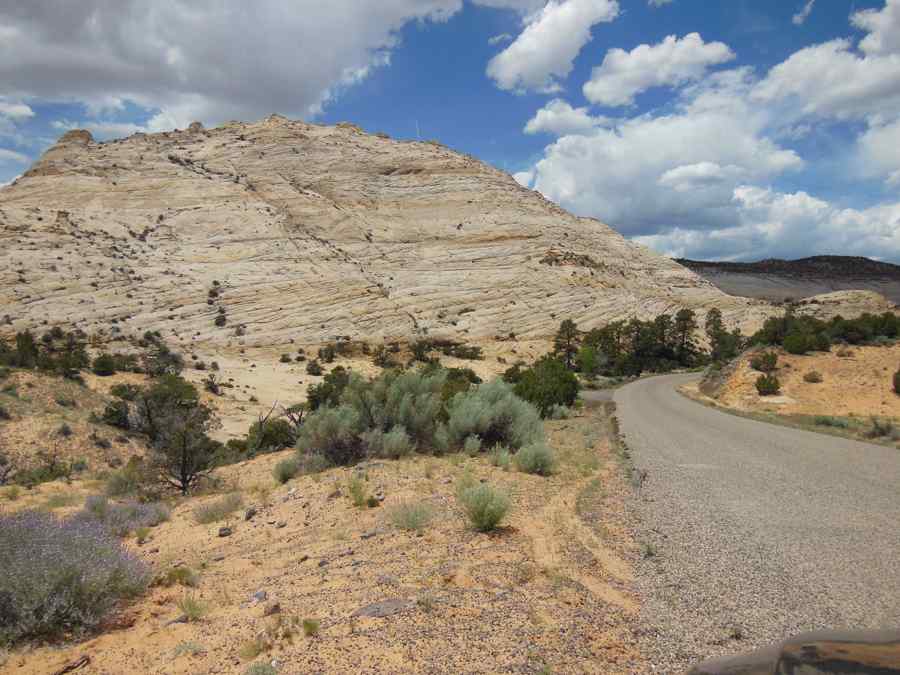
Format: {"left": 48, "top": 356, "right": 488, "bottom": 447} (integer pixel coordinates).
{"left": 306, "top": 360, "right": 323, "bottom": 376}
{"left": 279, "top": 353, "right": 292, "bottom": 363}
{"left": 193, "top": 492, "right": 243, "bottom": 524}
{"left": 92, "top": 353, "right": 117, "bottom": 376}
{"left": 160, "top": 565, "right": 200, "bottom": 588}
{"left": 176, "top": 595, "right": 207, "bottom": 622}
{"left": 105, "top": 458, "right": 153, "bottom": 498}
{"left": 100, "top": 400, "right": 131, "bottom": 429}
{"left": 783, "top": 332, "right": 812, "bottom": 355}
{"left": 347, "top": 473, "right": 371, "bottom": 508}
{"left": 273, "top": 457, "right": 300, "bottom": 484}
{"left": 814, "top": 415, "right": 850, "bottom": 429}
{"left": 246, "top": 664, "right": 278, "bottom": 675}
{"left": 302, "top": 619, "right": 320, "bottom": 637}
{"left": 489, "top": 445, "right": 512, "bottom": 470}
{"left": 750, "top": 351, "right": 778, "bottom": 373}
{"left": 13, "top": 451, "right": 72, "bottom": 488}
{"left": 110, "top": 383, "right": 140, "bottom": 401}
{"left": 463, "top": 435, "right": 482, "bottom": 456}
{"left": 547, "top": 405, "right": 571, "bottom": 420}
{"left": 512, "top": 356, "right": 579, "bottom": 418}
{"left": 389, "top": 500, "right": 433, "bottom": 533}
{"left": 447, "top": 379, "right": 542, "bottom": 450}
{"left": 365, "top": 425, "right": 416, "bottom": 459}
{"left": 755, "top": 374, "right": 781, "bottom": 396}
{"left": 514, "top": 442, "right": 556, "bottom": 476}
{"left": 306, "top": 366, "right": 350, "bottom": 410}
{"left": 457, "top": 483, "right": 510, "bottom": 532}
{"left": 247, "top": 418, "right": 296, "bottom": 454}
{"left": 317, "top": 344, "right": 336, "bottom": 364}
{"left": 865, "top": 417, "right": 895, "bottom": 439}
{"left": 295, "top": 405, "right": 363, "bottom": 466}
{"left": 803, "top": 371, "right": 823, "bottom": 383}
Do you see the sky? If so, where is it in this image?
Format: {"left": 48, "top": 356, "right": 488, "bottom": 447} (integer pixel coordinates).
{"left": 1, "top": 0, "right": 900, "bottom": 263}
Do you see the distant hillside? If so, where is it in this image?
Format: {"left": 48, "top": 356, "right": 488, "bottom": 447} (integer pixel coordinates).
{"left": 677, "top": 256, "right": 900, "bottom": 305}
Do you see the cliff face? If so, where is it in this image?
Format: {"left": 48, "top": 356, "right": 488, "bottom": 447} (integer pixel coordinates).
{"left": 1, "top": 115, "right": 764, "bottom": 349}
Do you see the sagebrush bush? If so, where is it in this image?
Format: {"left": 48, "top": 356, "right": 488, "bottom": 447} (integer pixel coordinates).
{"left": 273, "top": 457, "right": 300, "bottom": 484}
{"left": 814, "top": 415, "right": 850, "bottom": 429}
{"left": 547, "top": 404, "right": 571, "bottom": 420}
{"left": 489, "top": 445, "right": 512, "bottom": 470}
{"left": 447, "top": 379, "right": 542, "bottom": 450}
{"left": 750, "top": 351, "right": 778, "bottom": 373}
{"left": 0, "top": 510, "right": 150, "bottom": 646}
{"left": 514, "top": 442, "right": 556, "bottom": 476}
{"left": 295, "top": 405, "right": 362, "bottom": 466}
{"left": 105, "top": 458, "right": 153, "bottom": 498}
{"left": 76, "top": 495, "right": 170, "bottom": 537}
{"left": 193, "top": 492, "right": 243, "bottom": 524}
{"left": 247, "top": 418, "right": 295, "bottom": 454}
{"left": 463, "top": 435, "right": 482, "bottom": 456}
{"left": 755, "top": 374, "right": 781, "bottom": 396}
{"left": 457, "top": 483, "right": 510, "bottom": 532}
{"left": 865, "top": 417, "right": 895, "bottom": 439}
{"left": 389, "top": 500, "right": 433, "bottom": 533}
{"left": 365, "top": 425, "right": 416, "bottom": 459}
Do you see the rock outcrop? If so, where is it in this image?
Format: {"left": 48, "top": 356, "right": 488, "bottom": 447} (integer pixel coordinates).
{"left": 0, "top": 115, "right": 866, "bottom": 350}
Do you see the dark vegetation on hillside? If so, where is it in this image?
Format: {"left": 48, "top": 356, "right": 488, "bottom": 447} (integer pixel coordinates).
{"left": 677, "top": 255, "right": 900, "bottom": 280}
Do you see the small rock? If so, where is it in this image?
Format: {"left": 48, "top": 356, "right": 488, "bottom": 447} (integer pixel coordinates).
{"left": 166, "top": 614, "right": 189, "bottom": 626}
{"left": 299, "top": 554, "right": 309, "bottom": 563}
{"left": 327, "top": 488, "right": 342, "bottom": 499}
{"left": 318, "top": 559, "right": 328, "bottom": 568}
{"left": 212, "top": 554, "right": 226, "bottom": 562}
{"left": 218, "top": 526, "right": 233, "bottom": 538}
{"left": 275, "top": 521, "right": 287, "bottom": 529}
{"left": 251, "top": 590, "right": 268, "bottom": 603}
{"left": 361, "top": 530, "right": 378, "bottom": 540}
{"left": 244, "top": 507, "right": 257, "bottom": 521}
{"left": 263, "top": 602, "right": 281, "bottom": 617}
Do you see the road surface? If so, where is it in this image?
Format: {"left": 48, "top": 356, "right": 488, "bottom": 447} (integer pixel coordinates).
{"left": 609, "top": 374, "right": 900, "bottom": 671}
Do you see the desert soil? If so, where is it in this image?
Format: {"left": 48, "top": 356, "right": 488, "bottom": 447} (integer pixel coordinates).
{"left": 2, "top": 400, "right": 642, "bottom": 675}
{"left": 702, "top": 344, "right": 900, "bottom": 420}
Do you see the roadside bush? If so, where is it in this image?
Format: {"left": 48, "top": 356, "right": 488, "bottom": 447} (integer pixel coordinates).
{"left": 755, "top": 374, "right": 781, "bottom": 396}
{"left": 0, "top": 510, "right": 150, "bottom": 646}
{"left": 447, "top": 379, "right": 542, "bottom": 449}
{"left": 814, "top": 415, "right": 850, "bottom": 429}
{"left": 456, "top": 483, "right": 510, "bottom": 532}
{"left": 193, "top": 492, "right": 243, "bottom": 524}
{"left": 750, "top": 351, "right": 778, "bottom": 373}
{"left": 514, "top": 442, "right": 556, "bottom": 476}
{"left": 512, "top": 356, "right": 579, "bottom": 418}
{"left": 803, "top": 371, "right": 823, "bottom": 384}
{"left": 489, "top": 445, "right": 512, "bottom": 470}
{"left": 273, "top": 457, "right": 300, "bottom": 484}
{"left": 92, "top": 353, "right": 117, "bottom": 376}
{"left": 865, "top": 417, "right": 895, "bottom": 439}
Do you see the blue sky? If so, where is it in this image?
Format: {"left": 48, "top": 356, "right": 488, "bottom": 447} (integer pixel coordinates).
{"left": 2, "top": 0, "right": 899, "bottom": 262}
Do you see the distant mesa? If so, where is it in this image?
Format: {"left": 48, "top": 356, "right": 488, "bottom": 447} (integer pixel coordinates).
{"left": 678, "top": 256, "right": 900, "bottom": 305}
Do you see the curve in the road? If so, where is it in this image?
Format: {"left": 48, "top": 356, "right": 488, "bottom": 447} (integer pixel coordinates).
{"left": 611, "top": 373, "right": 900, "bottom": 672}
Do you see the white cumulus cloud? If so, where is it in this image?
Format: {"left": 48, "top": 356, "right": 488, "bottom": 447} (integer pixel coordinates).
{"left": 583, "top": 33, "right": 735, "bottom": 106}
{"left": 487, "top": 0, "right": 620, "bottom": 93}
{"left": 524, "top": 99, "right": 611, "bottom": 135}
{"left": 792, "top": 0, "right": 815, "bottom": 26}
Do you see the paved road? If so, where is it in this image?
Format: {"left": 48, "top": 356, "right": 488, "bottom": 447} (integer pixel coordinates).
{"left": 609, "top": 374, "right": 900, "bottom": 671}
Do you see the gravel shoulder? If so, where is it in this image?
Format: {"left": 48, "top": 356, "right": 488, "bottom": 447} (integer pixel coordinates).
{"left": 612, "top": 374, "right": 900, "bottom": 672}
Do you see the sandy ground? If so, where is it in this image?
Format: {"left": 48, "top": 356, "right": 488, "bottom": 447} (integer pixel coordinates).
{"left": 2, "top": 400, "right": 642, "bottom": 675}
{"left": 706, "top": 344, "right": 900, "bottom": 419}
